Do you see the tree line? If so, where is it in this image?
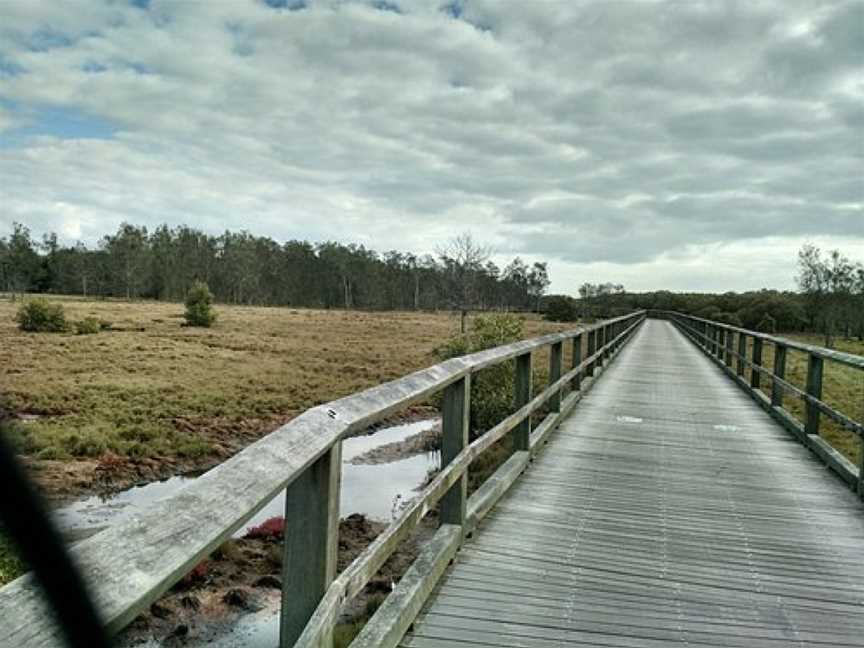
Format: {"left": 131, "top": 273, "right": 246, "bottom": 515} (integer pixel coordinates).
{"left": 544, "top": 245, "right": 863, "bottom": 347}
{"left": 0, "top": 223, "right": 551, "bottom": 313}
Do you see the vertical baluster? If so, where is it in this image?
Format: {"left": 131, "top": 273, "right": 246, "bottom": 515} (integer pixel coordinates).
{"left": 549, "top": 341, "right": 563, "bottom": 412}
{"left": 736, "top": 332, "right": 746, "bottom": 377}
{"left": 586, "top": 330, "right": 597, "bottom": 377}
{"left": 596, "top": 326, "right": 605, "bottom": 369}
{"left": 572, "top": 333, "right": 583, "bottom": 391}
{"left": 750, "top": 337, "right": 762, "bottom": 390}
{"left": 281, "top": 444, "right": 342, "bottom": 648}
{"left": 440, "top": 375, "right": 471, "bottom": 525}
{"left": 771, "top": 344, "right": 787, "bottom": 407}
{"left": 513, "top": 353, "right": 532, "bottom": 451}
{"left": 805, "top": 353, "right": 823, "bottom": 437}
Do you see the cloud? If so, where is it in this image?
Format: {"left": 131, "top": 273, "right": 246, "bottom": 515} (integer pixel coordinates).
{"left": 0, "top": 0, "right": 861, "bottom": 294}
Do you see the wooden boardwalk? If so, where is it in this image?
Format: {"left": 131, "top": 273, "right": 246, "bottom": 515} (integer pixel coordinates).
{"left": 401, "top": 319, "right": 864, "bottom": 647}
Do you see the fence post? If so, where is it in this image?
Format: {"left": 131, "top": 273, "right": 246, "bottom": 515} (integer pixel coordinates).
{"left": 596, "top": 327, "right": 605, "bottom": 369}
{"left": 805, "top": 353, "right": 823, "bottom": 437}
{"left": 586, "top": 330, "right": 596, "bottom": 377}
{"left": 736, "top": 332, "right": 746, "bottom": 377}
{"left": 858, "top": 438, "right": 863, "bottom": 499}
{"left": 440, "top": 375, "right": 470, "bottom": 525}
{"left": 514, "top": 353, "right": 532, "bottom": 451}
{"left": 724, "top": 329, "right": 734, "bottom": 367}
{"left": 572, "top": 334, "right": 582, "bottom": 391}
{"left": 771, "top": 344, "right": 787, "bottom": 407}
{"left": 281, "top": 444, "right": 342, "bottom": 648}
{"left": 549, "top": 341, "right": 563, "bottom": 412}
{"left": 750, "top": 337, "right": 762, "bottom": 390}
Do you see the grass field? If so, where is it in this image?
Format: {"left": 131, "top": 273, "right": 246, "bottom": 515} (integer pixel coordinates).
{"left": 0, "top": 296, "right": 569, "bottom": 468}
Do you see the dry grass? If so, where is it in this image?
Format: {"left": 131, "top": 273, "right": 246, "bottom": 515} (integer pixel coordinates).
{"left": 0, "top": 296, "right": 572, "bottom": 462}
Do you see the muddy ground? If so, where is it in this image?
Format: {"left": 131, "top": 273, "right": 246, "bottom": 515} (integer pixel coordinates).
{"left": 117, "top": 512, "right": 437, "bottom": 646}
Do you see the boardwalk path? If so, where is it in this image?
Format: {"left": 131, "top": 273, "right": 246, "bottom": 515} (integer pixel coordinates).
{"left": 401, "top": 319, "right": 864, "bottom": 647}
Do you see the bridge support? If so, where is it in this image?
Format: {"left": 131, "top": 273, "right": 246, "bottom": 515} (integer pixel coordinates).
{"left": 805, "top": 353, "right": 823, "bottom": 437}
{"left": 513, "top": 353, "right": 532, "bottom": 451}
{"left": 549, "top": 342, "right": 562, "bottom": 412}
{"left": 441, "top": 375, "right": 471, "bottom": 525}
{"left": 281, "top": 443, "right": 342, "bottom": 648}
{"left": 586, "top": 330, "right": 596, "bottom": 377}
{"left": 750, "top": 337, "right": 762, "bottom": 390}
{"left": 771, "top": 344, "right": 787, "bottom": 407}
{"left": 572, "top": 334, "right": 582, "bottom": 391}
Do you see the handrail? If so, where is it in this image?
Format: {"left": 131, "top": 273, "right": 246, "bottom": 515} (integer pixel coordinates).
{"left": 0, "top": 310, "right": 646, "bottom": 647}
{"left": 653, "top": 310, "right": 863, "bottom": 500}
{"left": 650, "top": 310, "right": 864, "bottom": 370}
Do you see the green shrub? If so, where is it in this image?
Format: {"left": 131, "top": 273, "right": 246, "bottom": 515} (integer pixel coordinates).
{"left": 74, "top": 317, "right": 101, "bottom": 335}
{"left": 544, "top": 295, "right": 578, "bottom": 322}
{"left": 184, "top": 281, "right": 217, "bottom": 327}
{"left": 14, "top": 299, "right": 67, "bottom": 333}
{"left": 437, "top": 313, "right": 524, "bottom": 436}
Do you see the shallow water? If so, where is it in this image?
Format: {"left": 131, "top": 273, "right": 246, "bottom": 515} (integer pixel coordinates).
{"left": 54, "top": 419, "right": 440, "bottom": 543}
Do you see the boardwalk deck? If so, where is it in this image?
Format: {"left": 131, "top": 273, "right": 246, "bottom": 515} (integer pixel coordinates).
{"left": 400, "top": 319, "right": 864, "bottom": 647}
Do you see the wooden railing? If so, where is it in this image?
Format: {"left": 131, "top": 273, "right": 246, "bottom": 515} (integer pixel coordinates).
{"left": 655, "top": 311, "right": 864, "bottom": 498}
{"left": 0, "top": 311, "right": 646, "bottom": 648}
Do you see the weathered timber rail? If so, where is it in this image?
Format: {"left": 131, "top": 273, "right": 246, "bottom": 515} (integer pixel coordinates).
{"left": 401, "top": 318, "right": 864, "bottom": 647}
{"left": 0, "top": 311, "right": 646, "bottom": 647}
{"left": 657, "top": 310, "right": 864, "bottom": 496}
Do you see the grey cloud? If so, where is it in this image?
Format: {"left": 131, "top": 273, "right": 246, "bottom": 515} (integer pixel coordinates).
{"left": 0, "top": 0, "right": 861, "bottom": 293}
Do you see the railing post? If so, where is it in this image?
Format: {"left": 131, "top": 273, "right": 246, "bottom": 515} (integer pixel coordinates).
{"left": 750, "top": 337, "right": 762, "bottom": 390}
{"left": 805, "top": 353, "right": 823, "bottom": 437}
{"left": 586, "top": 330, "right": 596, "bottom": 377}
{"left": 549, "top": 341, "right": 562, "bottom": 412}
{"left": 281, "top": 443, "right": 342, "bottom": 648}
{"left": 572, "top": 333, "right": 583, "bottom": 391}
{"left": 709, "top": 326, "right": 717, "bottom": 355}
{"left": 440, "top": 375, "right": 470, "bottom": 525}
{"left": 736, "top": 332, "right": 746, "bottom": 377}
{"left": 513, "top": 353, "right": 532, "bottom": 451}
{"left": 717, "top": 328, "right": 726, "bottom": 361}
{"left": 596, "top": 327, "right": 605, "bottom": 369}
{"left": 724, "top": 329, "right": 733, "bottom": 367}
{"left": 604, "top": 324, "right": 612, "bottom": 360}
{"left": 771, "top": 344, "right": 787, "bottom": 407}
{"left": 858, "top": 438, "right": 863, "bottom": 499}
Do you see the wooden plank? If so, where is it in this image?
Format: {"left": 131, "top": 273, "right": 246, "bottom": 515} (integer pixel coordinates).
{"left": 281, "top": 444, "right": 341, "bottom": 647}
{"left": 465, "top": 452, "right": 530, "bottom": 535}
{"left": 350, "top": 525, "right": 461, "bottom": 648}
{"left": 513, "top": 353, "right": 532, "bottom": 451}
{"left": 441, "top": 376, "right": 470, "bottom": 526}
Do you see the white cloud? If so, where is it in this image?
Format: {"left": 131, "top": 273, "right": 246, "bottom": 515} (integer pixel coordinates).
{"left": 0, "top": 0, "right": 862, "bottom": 294}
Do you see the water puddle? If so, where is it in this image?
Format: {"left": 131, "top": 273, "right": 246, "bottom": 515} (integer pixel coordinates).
{"left": 54, "top": 419, "right": 440, "bottom": 543}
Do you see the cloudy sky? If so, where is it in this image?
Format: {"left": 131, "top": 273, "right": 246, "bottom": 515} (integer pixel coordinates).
{"left": 1, "top": 0, "right": 862, "bottom": 294}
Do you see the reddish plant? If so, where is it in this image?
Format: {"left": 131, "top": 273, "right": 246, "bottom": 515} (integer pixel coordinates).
{"left": 245, "top": 516, "right": 285, "bottom": 540}
{"left": 178, "top": 559, "right": 209, "bottom": 587}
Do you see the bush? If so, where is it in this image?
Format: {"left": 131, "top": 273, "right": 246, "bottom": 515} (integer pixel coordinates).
{"left": 544, "top": 295, "right": 578, "bottom": 322}
{"left": 184, "top": 280, "right": 217, "bottom": 327}
{"left": 74, "top": 317, "right": 100, "bottom": 335}
{"left": 437, "top": 314, "right": 524, "bottom": 436}
{"left": 15, "top": 299, "right": 67, "bottom": 332}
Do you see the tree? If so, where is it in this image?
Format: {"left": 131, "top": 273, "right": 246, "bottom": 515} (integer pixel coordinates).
{"left": 797, "top": 244, "right": 861, "bottom": 347}
{"left": 184, "top": 281, "right": 217, "bottom": 327}
{"left": 437, "top": 233, "right": 492, "bottom": 332}
{"left": 527, "top": 262, "right": 550, "bottom": 313}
